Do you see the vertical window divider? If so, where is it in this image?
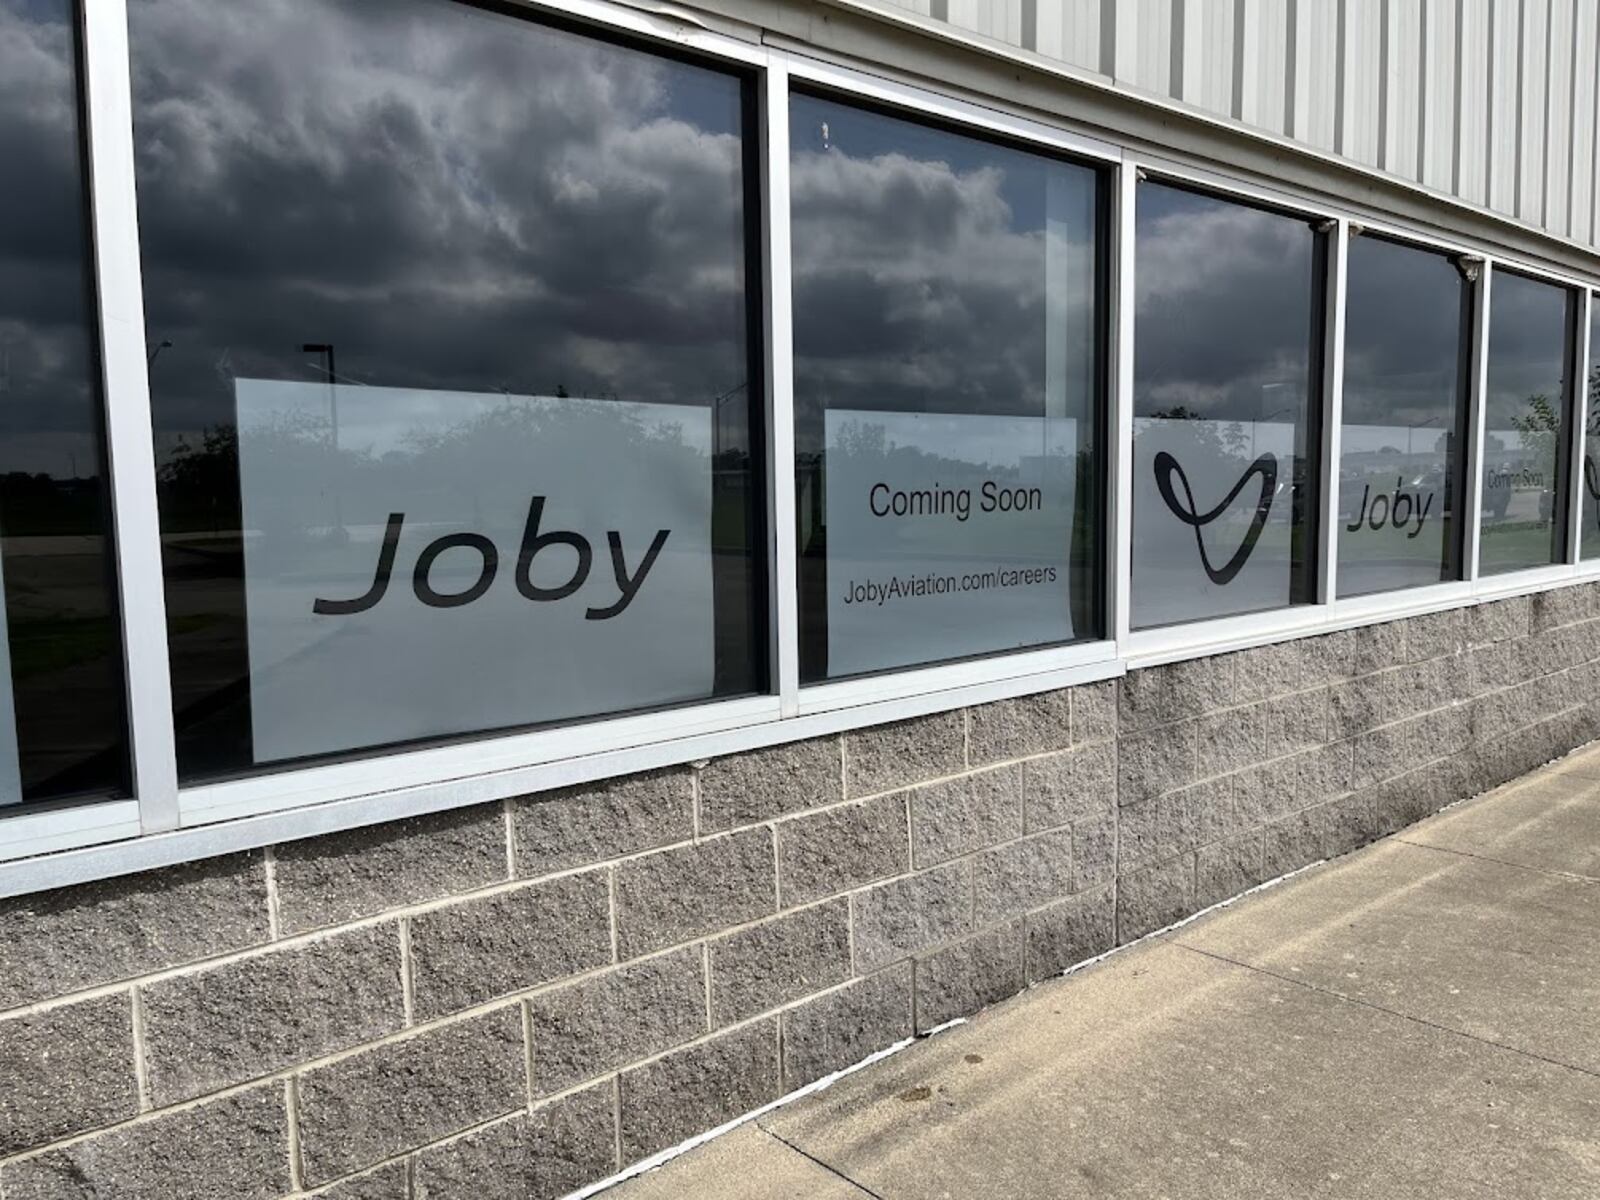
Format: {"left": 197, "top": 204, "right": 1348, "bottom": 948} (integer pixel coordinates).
{"left": 1110, "top": 159, "right": 1137, "bottom": 649}
{"left": 1566, "top": 289, "right": 1591, "bottom": 563}
{"left": 1465, "top": 259, "right": 1494, "bottom": 581}
{"left": 80, "top": 0, "right": 180, "bottom": 832}
{"left": 1318, "top": 217, "right": 1350, "bottom": 605}
{"left": 761, "top": 56, "right": 800, "bottom": 717}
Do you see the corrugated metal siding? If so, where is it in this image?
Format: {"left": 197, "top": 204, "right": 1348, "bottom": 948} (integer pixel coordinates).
{"left": 897, "top": 0, "right": 1600, "bottom": 250}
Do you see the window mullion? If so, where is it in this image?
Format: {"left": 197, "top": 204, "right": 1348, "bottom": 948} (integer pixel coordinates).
{"left": 80, "top": 0, "right": 180, "bottom": 832}
{"left": 1318, "top": 218, "right": 1349, "bottom": 605}
{"left": 1111, "top": 160, "right": 1137, "bottom": 649}
{"left": 1465, "top": 260, "right": 1493, "bottom": 581}
{"left": 1566, "top": 289, "right": 1591, "bottom": 562}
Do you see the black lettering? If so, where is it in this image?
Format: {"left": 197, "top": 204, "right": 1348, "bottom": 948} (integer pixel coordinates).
{"left": 413, "top": 533, "right": 498, "bottom": 608}
{"left": 516, "top": 496, "right": 592, "bottom": 602}
{"left": 1153, "top": 451, "right": 1277, "bottom": 586}
{"left": 1346, "top": 482, "right": 1370, "bottom": 533}
{"left": 586, "top": 529, "right": 670, "bottom": 620}
{"left": 313, "top": 513, "right": 403, "bottom": 615}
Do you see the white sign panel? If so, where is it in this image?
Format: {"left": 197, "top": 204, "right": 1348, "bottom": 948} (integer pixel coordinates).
{"left": 824, "top": 410, "right": 1079, "bottom": 676}
{"left": 236, "top": 380, "right": 713, "bottom": 763}
{"left": 1131, "top": 416, "right": 1297, "bottom": 628}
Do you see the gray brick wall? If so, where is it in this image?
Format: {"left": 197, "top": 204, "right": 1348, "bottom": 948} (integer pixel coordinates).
{"left": 4, "top": 586, "right": 1600, "bottom": 1197}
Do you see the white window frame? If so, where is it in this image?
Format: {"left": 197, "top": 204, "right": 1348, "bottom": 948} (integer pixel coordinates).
{"left": 5, "top": 0, "right": 1600, "bottom": 897}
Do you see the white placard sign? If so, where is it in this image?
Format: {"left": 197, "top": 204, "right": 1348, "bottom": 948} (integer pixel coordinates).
{"left": 823, "top": 410, "right": 1079, "bottom": 676}
{"left": 236, "top": 380, "right": 713, "bottom": 763}
{"left": 1131, "top": 416, "right": 1297, "bottom": 628}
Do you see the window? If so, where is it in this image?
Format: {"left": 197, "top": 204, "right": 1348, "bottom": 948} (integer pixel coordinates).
{"left": 790, "top": 92, "right": 1107, "bottom": 681}
{"left": 1581, "top": 294, "right": 1600, "bottom": 562}
{"left": 1336, "top": 234, "right": 1472, "bottom": 597}
{"left": 129, "top": 0, "right": 765, "bottom": 780}
{"left": 1131, "top": 181, "right": 1326, "bottom": 628}
{"left": 0, "top": 0, "right": 130, "bottom": 808}
{"left": 1479, "top": 270, "right": 1575, "bottom": 575}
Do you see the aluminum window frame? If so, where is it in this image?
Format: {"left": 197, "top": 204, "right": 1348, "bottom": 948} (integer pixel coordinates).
{"left": 8, "top": 0, "right": 1600, "bottom": 896}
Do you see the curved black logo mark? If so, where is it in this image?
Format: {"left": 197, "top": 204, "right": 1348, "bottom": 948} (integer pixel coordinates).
{"left": 1586, "top": 456, "right": 1600, "bottom": 531}
{"left": 1153, "top": 451, "right": 1278, "bottom": 586}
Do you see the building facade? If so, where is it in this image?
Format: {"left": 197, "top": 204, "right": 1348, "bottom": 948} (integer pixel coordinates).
{"left": 2, "top": 1, "right": 1600, "bottom": 1196}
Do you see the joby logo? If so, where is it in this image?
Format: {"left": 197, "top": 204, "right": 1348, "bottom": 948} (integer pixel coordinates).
{"left": 311, "top": 497, "right": 669, "bottom": 621}
{"left": 1153, "top": 451, "right": 1277, "bottom": 586}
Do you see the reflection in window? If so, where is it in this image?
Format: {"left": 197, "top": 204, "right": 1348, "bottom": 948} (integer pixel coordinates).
{"left": 789, "top": 93, "right": 1106, "bottom": 680}
{"left": 0, "top": 0, "right": 129, "bottom": 806}
{"left": 1581, "top": 295, "right": 1600, "bottom": 562}
{"left": 1479, "top": 271, "right": 1574, "bottom": 575}
{"left": 130, "top": 0, "right": 764, "bottom": 778}
{"left": 1336, "top": 235, "right": 1472, "bottom": 597}
{"left": 1131, "top": 182, "right": 1326, "bottom": 629}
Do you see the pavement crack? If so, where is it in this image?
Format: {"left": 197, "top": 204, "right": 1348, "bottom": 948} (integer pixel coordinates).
{"left": 1392, "top": 837, "right": 1600, "bottom": 884}
{"left": 754, "top": 1121, "right": 886, "bottom": 1199}
{"left": 1172, "top": 941, "right": 1600, "bottom": 1082}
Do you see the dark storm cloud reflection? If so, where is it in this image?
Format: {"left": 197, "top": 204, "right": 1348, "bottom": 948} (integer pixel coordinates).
{"left": 129, "top": 0, "right": 753, "bottom": 447}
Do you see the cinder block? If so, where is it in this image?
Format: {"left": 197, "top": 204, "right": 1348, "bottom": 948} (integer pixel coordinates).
{"left": 1118, "top": 657, "right": 1232, "bottom": 732}
{"left": 513, "top": 769, "right": 693, "bottom": 879}
{"left": 1116, "top": 856, "right": 1195, "bottom": 942}
{"left": 618, "top": 1020, "right": 781, "bottom": 1163}
{"left": 776, "top": 795, "right": 908, "bottom": 908}
{"left": 967, "top": 689, "right": 1071, "bottom": 765}
{"left": 1261, "top": 804, "right": 1338, "bottom": 877}
{"left": 1404, "top": 607, "right": 1466, "bottom": 663}
{"left": 296, "top": 1007, "right": 525, "bottom": 1186}
{"left": 311, "top": 1162, "right": 409, "bottom": 1199}
{"left": 1385, "top": 657, "right": 1462, "bottom": 717}
{"left": 708, "top": 900, "right": 851, "bottom": 1026}
{"left": 851, "top": 860, "right": 973, "bottom": 974}
{"left": 525, "top": 946, "right": 705, "bottom": 1098}
{"left": 0, "top": 853, "right": 269, "bottom": 1011}
{"left": 0, "top": 1084, "right": 288, "bottom": 1200}
{"left": 1070, "top": 679, "right": 1119, "bottom": 744}
{"left": 1467, "top": 637, "right": 1539, "bottom": 696}
{"left": 1117, "top": 721, "right": 1196, "bottom": 806}
{"left": 1118, "top": 794, "right": 1195, "bottom": 869}
{"left": 780, "top": 964, "right": 913, "bottom": 1090}
{"left": 1071, "top": 812, "right": 1116, "bottom": 892}
{"left": 1227, "top": 638, "right": 1314, "bottom": 704}
{"left": 1465, "top": 595, "right": 1532, "bottom": 645}
{"left": 274, "top": 806, "right": 505, "bottom": 936}
{"left": 412, "top": 1083, "right": 616, "bottom": 1200}
{"left": 1022, "top": 741, "right": 1115, "bottom": 833}
{"left": 1531, "top": 584, "right": 1600, "bottom": 632}
{"left": 1260, "top": 687, "right": 1328, "bottom": 758}
{"left": 698, "top": 739, "right": 841, "bottom": 833}
{"left": 1023, "top": 886, "right": 1113, "bottom": 983}
{"left": 1293, "top": 742, "right": 1354, "bottom": 807}
{"left": 0, "top": 994, "right": 137, "bottom": 1157}
{"left": 1194, "top": 705, "right": 1268, "bottom": 780}
{"left": 409, "top": 873, "right": 611, "bottom": 1019}
{"left": 141, "top": 924, "right": 404, "bottom": 1105}
{"left": 843, "top": 710, "right": 966, "bottom": 797}
{"left": 913, "top": 924, "right": 1023, "bottom": 1032}
{"left": 909, "top": 764, "right": 1023, "bottom": 867}
{"left": 1318, "top": 620, "right": 1407, "bottom": 679}
{"left": 972, "top": 828, "right": 1074, "bottom": 924}
{"left": 1231, "top": 757, "right": 1299, "bottom": 827}
{"left": 1328, "top": 670, "right": 1396, "bottom": 738}
{"left": 614, "top": 828, "right": 775, "bottom": 959}
{"left": 1194, "top": 832, "right": 1264, "bottom": 909}
{"left": 1183, "top": 776, "right": 1243, "bottom": 847}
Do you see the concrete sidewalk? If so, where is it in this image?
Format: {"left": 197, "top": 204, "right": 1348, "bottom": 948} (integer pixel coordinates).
{"left": 605, "top": 744, "right": 1600, "bottom": 1199}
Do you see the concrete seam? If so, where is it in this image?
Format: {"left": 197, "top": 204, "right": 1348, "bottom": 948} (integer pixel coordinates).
{"left": 759, "top": 1125, "right": 885, "bottom": 1199}
{"left": 1391, "top": 836, "right": 1600, "bottom": 884}
{"left": 702, "top": 942, "right": 714, "bottom": 1030}
{"left": 691, "top": 771, "right": 702, "bottom": 843}
{"left": 607, "top": 867, "right": 620, "bottom": 964}
{"left": 521, "top": 999, "right": 536, "bottom": 1111}
{"left": 128, "top": 986, "right": 150, "bottom": 1113}
{"left": 502, "top": 797, "right": 517, "bottom": 879}
{"left": 263, "top": 847, "right": 282, "bottom": 941}
{"left": 399, "top": 918, "right": 415, "bottom": 1028}
{"left": 771, "top": 823, "right": 783, "bottom": 912}
{"left": 1174, "top": 941, "right": 1600, "bottom": 1082}
{"left": 612, "top": 1075, "right": 624, "bottom": 1176}
{"left": 284, "top": 1077, "right": 304, "bottom": 1193}
{"left": 839, "top": 733, "right": 850, "bottom": 800}
{"left": 962, "top": 708, "right": 971, "bottom": 769}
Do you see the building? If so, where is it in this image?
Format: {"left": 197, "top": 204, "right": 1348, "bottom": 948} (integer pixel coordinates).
{"left": 2, "top": 0, "right": 1599, "bottom": 1195}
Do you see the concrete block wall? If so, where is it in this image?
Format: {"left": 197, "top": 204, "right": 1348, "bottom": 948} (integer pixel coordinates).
{"left": 3, "top": 584, "right": 1599, "bottom": 1198}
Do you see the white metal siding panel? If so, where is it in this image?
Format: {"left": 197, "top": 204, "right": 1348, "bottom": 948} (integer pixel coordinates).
{"left": 1385, "top": 0, "right": 1423, "bottom": 180}
{"left": 1545, "top": 0, "right": 1575, "bottom": 234}
{"left": 945, "top": 0, "right": 1020, "bottom": 43}
{"left": 1342, "top": 0, "right": 1384, "bottom": 167}
{"left": 1293, "top": 0, "right": 1341, "bottom": 151}
{"left": 1459, "top": 0, "right": 1492, "bottom": 205}
{"left": 1179, "top": 0, "right": 1237, "bottom": 116}
{"left": 1576, "top": 0, "right": 1599, "bottom": 245}
{"left": 1488, "top": 0, "right": 1520, "bottom": 213}
{"left": 1239, "top": 0, "right": 1291, "bottom": 134}
{"left": 1517, "top": 0, "right": 1549, "bottom": 224}
{"left": 1116, "top": 0, "right": 1174, "bottom": 97}
{"left": 1037, "top": 0, "right": 1102, "bottom": 72}
{"left": 1421, "top": 0, "right": 1459, "bottom": 192}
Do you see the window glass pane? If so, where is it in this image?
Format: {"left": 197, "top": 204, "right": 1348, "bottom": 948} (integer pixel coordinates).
{"left": 1336, "top": 236, "right": 1470, "bottom": 597}
{"left": 1132, "top": 182, "right": 1324, "bottom": 629}
{"left": 1480, "top": 270, "right": 1572, "bottom": 575}
{"left": 1581, "top": 295, "right": 1600, "bottom": 561}
{"left": 790, "top": 93, "right": 1105, "bottom": 681}
{"left": 130, "top": 0, "right": 764, "bottom": 780}
{"left": 0, "top": 0, "right": 129, "bottom": 806}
